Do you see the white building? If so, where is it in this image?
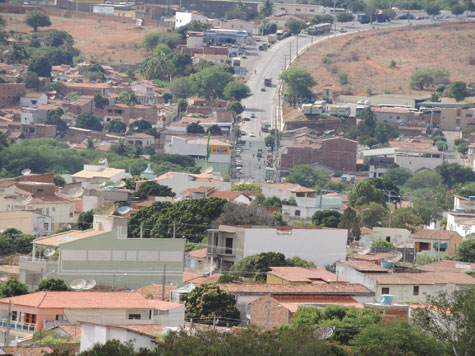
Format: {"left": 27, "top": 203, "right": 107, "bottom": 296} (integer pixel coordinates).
{"left": 165, "top": 136, "right": 231, "bottom": 164}
{"left": 207, "top": 225, "right": 348, "bottom": 271}
{"left": 80, "top": 323, "right": 159, "bottom": 352}
{"left": 20, "top": 92, "right": 48, "bottom": 109}
{"left": 212, "top": 19, "right": 255, "bottom": 35}
{"left": 360, "top": 227, "right": 413, "bottom": 249}
{"left": 175, "top": 11, "right": 208, "bottom": 29}
{"left": 269, "top": 3, "right": 323, "bottom": 18}
{"left": 447, "top": 212, "right": 475, "bottom": 237}
{"left": 154, "top": 171, "right": 231, "bottom": 196}
{"left": 372, "top": 107, "right": 416, "bottom": 125}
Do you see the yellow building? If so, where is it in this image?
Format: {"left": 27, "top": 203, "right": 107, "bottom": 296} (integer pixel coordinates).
{"left": 114, "top": 9, "right": 136, "bottom": 18}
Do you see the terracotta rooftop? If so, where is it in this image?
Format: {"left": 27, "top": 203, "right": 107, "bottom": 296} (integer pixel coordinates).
{"left": 207, "top": 190, "right": 244, "bottom": 201}
{"left": 369, "top": 272, "right": 475, "bottom": 285}
{"left": 189, "top": 248, "right": 207, "bottom": 259}
{"left": 417, "top": 260, "right": 475, "bottom": 273}
{"left": 413, "top": 229, "right": 461, "bottom": 241}
{"left": 0, "top": 291, "right": 182, "bottom": 310}
{"left": 348, "top": 253, "right": 394, "bottom": 261}
{"left": 33, "top": 229, "right": 105, "bottom": 247}
{"left": 264, "top": 183, "right": 316, "bottom": 193}
{"left": 218, "top": 283, "right": 372, "bottom": 295}
{"left": 268, "top": 267, "right": 346, "bottom": 283}
{"left": 135, "top": 283, "right": 176, "bottom": 302}
{"left": 0, "top": 346, "right": 55, "bottom": 356}
{"left": 183, "top": 272, "right": 202, "bottom": 283}
{"left": 339, "top": 260, "right": 390, "bottom": 273}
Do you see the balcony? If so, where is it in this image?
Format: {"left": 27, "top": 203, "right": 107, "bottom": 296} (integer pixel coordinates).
{"left": 207, "top": 246, "right": 234, "bottom": 257}
{"left": 0, "top": 318, "right": 36, "bottom": 333}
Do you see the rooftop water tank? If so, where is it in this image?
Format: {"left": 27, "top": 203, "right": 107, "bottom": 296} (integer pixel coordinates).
{"left": 469, "top": 196, "right": 475, "bottom": 201}
{"left": 380, "top": 294, "right": 393, "bottom": 305}
{"left": 381, "top": 261, "right": 393, "bottom": 269}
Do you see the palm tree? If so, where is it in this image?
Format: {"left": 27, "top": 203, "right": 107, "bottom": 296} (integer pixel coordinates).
{"left": 118, "top": 90, "right": 140, "bottom": 107}
{"left": 260, "top": 0, "right": 273, "bottom": 18}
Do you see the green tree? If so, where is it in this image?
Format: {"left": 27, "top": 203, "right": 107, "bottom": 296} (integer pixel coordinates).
{"left": 28, "top": 56, "right": 51, "bottom": 77}
{"left": 25, "top": 70, "right": 41, "bottom": 89}
{"left": 118, "top": 90, "right": 139, "bottom": 107}
{"left": 455, "top": 239, "right": 475, "bottom": 262}
{"left": 37, "top": 278, "right": 70, "bottom": 291}
{"left": 43, "top": 30, "right": 73, "bottom": 48}
{"left": 311, "top": 14, "right": 334, "bottom": 24}
{"left": 455, "top": 182, "right": 475, "bottom": 198}
{"left": 337, "top": 13, "right": 354, "bottom": 22}
{"left": 412, "top": 286, "right": 475, "bottom": 356}
{"left": 223, "top": 81, "right": 251, "bottom": 101}
{"left": 0, "top": 228, "right": 36, "bottom": 257}
{"left": 359, "top": 202, "right": 389, "bottom": 228}
{"left": 285, "top": 19, "right": 307, "bottom": 34}
{"left": 448, "top": 81, "right": 468, "bottom": 101}
{"left": 186, "top": 122, "right": 205, "bottom": 134}
{"left": 191, "top": 66, "right": 234, "bottom": 99}
{"left": 436, "top": 162, "right": 475, "bottom": 189}
{"left": 134, "top": 181, "right": 175, "bottom": 200}
{"left": 53, "top": 174, "right": 65, "bottom": 187}
{"left": 140, "top": 49, "right": 172, "bottom": 81}
{"left": 213, "top": 202, "right": 278, "bottom": 227}
{"left": 24, "top": 11, "right": 51, "bottom": 32}
{"left": 0, "top": 278, "right": 29, "bottom": 297}
{"left": 77, "top": 210, "right": 94, "bottom": 230}
{"left": 231, "top": 183, "right": 261, "bottom": 192}
{"left": 170, "top": 76, "right": 195, "bottom": 99}
{"left": 129, "top": 120, "right": 152, "bottom": 133}
{"left": 374, "top": 123, "right": 398, "bottom": 144}
{"left": 260, "top": 0, "right": 274, "bottom": 17}
{"left": 286, "top": 256, "right": 316, "bottom": 268}
{"left": 230, "top": 252, "right": 288, "bottom": 281}
{"left": 425, "top": 3, "right": 441, "bottom": 16}
{"left": 338, "top": 207, "right": 361, "bottom": 240}
{"left": 177, "top": 98, "right": 187, "bottom": 114}
{"left": 352, "top": 321, "right": 447, "bottom": 356}
{"left": 280, "top": 68, "right": 316, "bottom": 106}
{"left": 45, "top": 108, "right": 68, "bottom": 137}
{"left": 94, "top": 94, "right": 109, "bottom": 109}
{"left": 286, "top": 164, "right": 329, "bottom": 189}
{"left": 105, "top": 119, "right": 126, "bottom": 134}
{"left": 75, "top": 112, "right": 103, "bottom": 131}
{"left": 207, "top": 124, "right": 222, "bottom": 136}
{"left": 348, "top": 180, "right": 385, "bottom": 207}
{"left": 263, "top": 22, "right": 277, "bottom": 34}
{"left": 387, "top": 207, "right": 423, "bottom": 232}
{"left": 185, "top": 284, "right": 241, "bottom": 325}
{"left": 292, "top": 305, "right": 382, "bottom": 345}
{"left": 410, "top": 69, "right": 434, "bottom": 90}
{"left": 227, "top": 101, "right": 244, "bottom": 117}
{"left": 312, "top": 210, "right": 341, "bottom": 228}
{"left": 404, "top": 170, "right": 442, "bottom": 190}
{"left": 383, "top": 167, "right": 412, "bottom": 186}
{"left": 451, "top": 4, "right": 465, "bottom": 16}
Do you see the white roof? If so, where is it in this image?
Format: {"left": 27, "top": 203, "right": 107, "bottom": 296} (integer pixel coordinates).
{"left": 361, "top": 148, "right": 396, "bottom": 157}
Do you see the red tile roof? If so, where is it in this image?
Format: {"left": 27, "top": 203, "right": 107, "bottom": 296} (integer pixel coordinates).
{"left": 417, "top": 260, "right": 475, "bottom": 273}
{"left": 348, "top": 253, "right": 394, "bottom": 261}
{"left": 413, "top": 229, "right": 461, "bottom": 241}
{"left": 369, "top": 272, "right": 475, "bottom": 285}
{"left": 189, "top": 248, "right": 207, "bottom": 259}
{"left": 135, "top": 284, "right": 176, "bottom": 302}
{"left": 0, "top": 291, "right": 181, "bottom": 310}
{"left": 219, "top": 283, "right": 372, "bottom": 295}
{"left": 268, "top": 267, "right": 345, "bottom": 283}
{"left": 340, "top": 260, "right": 389, "bottom": 272}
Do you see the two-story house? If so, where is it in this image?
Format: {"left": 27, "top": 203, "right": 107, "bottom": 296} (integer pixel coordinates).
{"left": 412, "top": 229, "right": 462, "bottom": 257}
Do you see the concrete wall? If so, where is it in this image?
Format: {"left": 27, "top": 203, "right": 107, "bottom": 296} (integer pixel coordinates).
{"left": 155, "top": 304, "right": 185, "bottom": 327}
{"left": 242, "top": 227, "right": 347, "bottom": 267}
{"left": 156, "top": 173, "right": 231, "bottom": 195}
{"left": 374, "top": 284, "right": 434, "bottom": 304}
{"left": 0, "top": 210, "right": 52, "bottom": 237}
{"left": 335, "top": 263, "right": 377, "bottom": 295}
{"left": 362, "top": 227, "right": 412, "bottom": 248}
{"left": 394, "top": 153, "right": 443, "bottom": 173}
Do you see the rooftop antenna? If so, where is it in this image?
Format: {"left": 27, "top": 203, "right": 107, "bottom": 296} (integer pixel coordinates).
{"left": 118, "top": 206, "right": 131, "bottom": 215}
{"left": 21, "top": 168, "right": 31, "bottom": 176}
{"left": 314, "top": 326, "right": 334, "bottom": 340}
{"left": 43, "top": 248, "right": 56, "bottom": 258}
{"left": 98, "top": 158, "right": 109, "bottom": 168}
{"left": 82, "top": 279, "right": 96, "bottom": 290}
{"left": 70, "top": 279, "right": 86, "bottom": 290}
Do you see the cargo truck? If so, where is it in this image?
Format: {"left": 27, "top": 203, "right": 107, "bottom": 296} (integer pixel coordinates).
{"left": 264, "top": 78, "right": 272, "bottom": 87}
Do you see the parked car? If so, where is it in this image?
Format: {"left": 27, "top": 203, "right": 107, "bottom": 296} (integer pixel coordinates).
{"left": 250, "top": 113, "right": 256, "bottom": 118}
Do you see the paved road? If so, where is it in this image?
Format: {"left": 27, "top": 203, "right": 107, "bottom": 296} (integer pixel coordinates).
{"left": 234, "top": 17, "right": 469, "bottom": 183}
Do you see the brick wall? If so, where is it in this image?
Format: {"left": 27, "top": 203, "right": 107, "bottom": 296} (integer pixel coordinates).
{"left": 250, "top": 295, "right": 290, "bottom": 329}
{"left": 16, "top": 173, "right": 55, "bottom": 184}
{"left": 0, "top": 83, "right": 25, "bottom": 107}
{"left": 284, "top": 117, "right": 356, "bottom": 132}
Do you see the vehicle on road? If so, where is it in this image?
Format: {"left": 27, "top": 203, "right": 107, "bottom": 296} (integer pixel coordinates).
{"left": 244, "top": 117, "right": 251, "bottom": 121}
{"left": 261, "top": 88, "right": 266, "bottom": 92}
{"left": 250, "top": 113, "right": 256, "bottom": 118}
{"left": 307, "top": 23, "right": 332, "bottom": 35}
{"left": 268, "top": 34, "right": 277, "bottom": 44}
{"left": 264, "top": 78, "right": 272, "bottom": 87}
{"left": 250, "top": 132, "right": 256, "bottom": 137}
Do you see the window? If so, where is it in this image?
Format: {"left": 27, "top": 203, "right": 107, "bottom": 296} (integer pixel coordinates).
{"left": 11, "top": 311, "right": 17, "bottom": 321}
{"left": 56, "top": 315, "right": 63, "bottom": 321}
{"left": 382, "top": 287, "right": 390, "bottom": 294}
{"left": 128, "top": 314, "right": 141, "bottom": 320}
{"left": 44, "top": 223, "right": 49, "bottom": 230}
{"left": 386, "top": 236, "right": 391, "bottom": 242}
{"left": 225, "top": 237, "right": 233, "bottom": 254}
{"left": 25, "top": 313, "right": 36, "bottom": 324}
{"left": 295, "top": 210, "right": 301, "bottom": 216}
{"left": 413, "top": 286, "right": 419, "bottom": 296}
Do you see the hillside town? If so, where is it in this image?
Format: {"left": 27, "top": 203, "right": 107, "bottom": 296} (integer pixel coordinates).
{"left": 0, "top": 0, "right": 474, "bottom": 355}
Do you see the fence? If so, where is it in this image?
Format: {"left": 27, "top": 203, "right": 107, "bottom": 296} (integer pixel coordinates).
{"left": 371, "top": 247, "right": 416, "bottom": 264}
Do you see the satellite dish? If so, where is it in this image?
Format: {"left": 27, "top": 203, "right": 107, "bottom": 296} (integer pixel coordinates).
{"left": 82, "top": 279, "right": 96, "bottom": 290}
{"left": 21, "top": 168, "right": 31, "bottom": 176}
{"left": 384, "top": 251, "right": 403, "bottom": 264}
{"left": 98, "top": 158, "right": 107, "bottom": 164}
{"left": 43, "top": 248, "right": 56, "bottom": 258}
{"left": 99, "top": 182, "right": 107, "bottom": 189}
{"left": 70, "top": 279, "right": 86, "bottom": 290}
{"left": 314, "top": 326, "right": 334, "bottom": 340}
{"left": 357, "top": 248, "right": 370, "bottom": 255}
{"left": 115, "top": 180, "right": 126, "bottom": 188}
{"left": 200, "top": 165, "right": 214, "bottom": 174}
{"left": 118, "top": 206, "right": 131, "bottom": 215}
{"left": 0, "top": 273, "right": 8, "bottom": 282}
{"left": 204, "top": 262, "right": 217, "bottom": 275}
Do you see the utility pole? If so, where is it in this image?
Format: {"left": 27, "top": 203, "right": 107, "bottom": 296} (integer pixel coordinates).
{"left": 5, "top": 300, "right": 12, "bottom": 346}
{"left": 288, "top": 43, "right": 292, "bottom": 62}
{"left": 213, "top": 314, "right": 217, "bottom": 330}
{"left": 265, "top": 299, "right": 271, "bottom": 331}
{"left": 296, "top": 35, "right": 298, "bottom": 56}
{"left": 173, "top": 224, "right": 176, "bottom": 239}
{"left": 161, "top": 264, "right": 167, "bottom": 301}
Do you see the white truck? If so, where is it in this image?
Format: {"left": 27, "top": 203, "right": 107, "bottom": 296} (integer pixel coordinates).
{"left": 268, "top": 34, "right": 277, "bottom": 44}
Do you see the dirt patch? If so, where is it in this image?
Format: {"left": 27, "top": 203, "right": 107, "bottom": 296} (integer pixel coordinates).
{"left": 294, "top": 21, "right": 475, "bottom": 96}
{"left": 3, "top": 14, "right": 160, "bottom": 64}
